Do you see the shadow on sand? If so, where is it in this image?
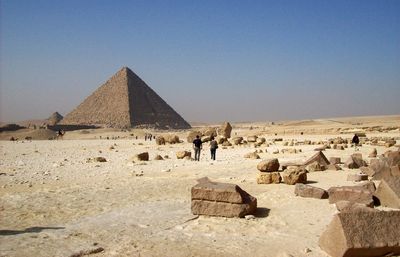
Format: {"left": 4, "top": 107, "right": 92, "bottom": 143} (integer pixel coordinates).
{"left": 254, "top": 207, "right": 270, "bottom": 218}
{"left": 0, "top": 226, "right": 65, "bottom": 236}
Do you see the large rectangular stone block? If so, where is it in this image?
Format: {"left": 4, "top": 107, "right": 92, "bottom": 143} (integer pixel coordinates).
{"left": 319, "top": 211, "right": 400, "bottom": 257}
{"left": 191, "top": 178, "right": 247, "bottom": 204}
{"left": 191, "top": 198, "right": 257, "bottom": 218}
{"left": 328, "top": 186, "right": 374, "bottom": 207}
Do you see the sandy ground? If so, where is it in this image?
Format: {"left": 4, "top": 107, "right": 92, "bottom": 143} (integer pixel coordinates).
{"left": 0, "top": 116, "right": 399, "bottom": 257}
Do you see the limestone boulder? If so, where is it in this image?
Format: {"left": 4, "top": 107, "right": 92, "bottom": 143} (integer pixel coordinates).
{"left": 232, "top": 137, "right": 243, "bottom": 145}
{"left": 282, "top": 166, "right": 307, "bottom": 185}
{"left": 247, "top": 136, "right": 258, "bottom": 142}
{"left": 154, "top": 154, "right": 164, "bottom": 160}
{"left": 202, "top": 127, "right": 217, "bottom": 137}
{"left": 201, "top": 135, "right": 212, "bottom": 143}
{"left": 244, "top": 152, "right": 260, "bottom": 159}
{"left": 329, "top": 157, "right": 341, "bottom": 165}
{"left": 346, "top": 173, "right": 368, "bottom": 182}
{"left": 344, "top": 153, "right": 367, "bottom": 169}
{"left": 218, "top": 122, "right": 232, "bottom": 138}
{"left": 303, "top": 151, "right": 330, "bottom": 167}
{"left": 257, "top": 172, "right": 281, "bottom": 184}
{"left": 319, "top": 211, "right": 400, "bottom": 257}
{"left": 165, "top": 134, "right": 180, "bottom": 144}
{"left": 176, "top": 151, "right": 191, "bottom": 159}
{"left": 294, "top": 183, "right": 328, "bottom": 199}
{"left": 155, "top": 136, "right": 165, "bottom": 145}
{"left": 257, "top": 158, "right": 280, "bottom": 172}
{"left": 187, "top": 131, "right": 202, "bottom": 143}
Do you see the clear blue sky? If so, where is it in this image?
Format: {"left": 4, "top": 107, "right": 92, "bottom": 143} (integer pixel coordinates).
{"left": 1, "top": 0, "right": 399, "bottom": 123}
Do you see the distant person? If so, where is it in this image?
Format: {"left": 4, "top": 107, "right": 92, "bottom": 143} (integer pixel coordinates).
{"left": 352, "top": 134, "right": 360, "bottom": 150}
{"left": 57, "top": 129, "right": 65, "bottom": 140}
{"left": 193, "top": 135, "right": 202, "bottom": 161}
{"left": 209, "top": 136, "right": 218, "bottom": 160}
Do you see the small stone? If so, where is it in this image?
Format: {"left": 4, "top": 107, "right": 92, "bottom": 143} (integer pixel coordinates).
{"left": 244, "top": 215, "right": 255, "bottom": 220}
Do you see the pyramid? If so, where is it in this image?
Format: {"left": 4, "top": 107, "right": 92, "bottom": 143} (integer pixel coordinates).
{"left": 61, "top": 67, "right": 191, "bottom": 129}
{"left": 47, "top": 112, "right": 63, "bottom": 125}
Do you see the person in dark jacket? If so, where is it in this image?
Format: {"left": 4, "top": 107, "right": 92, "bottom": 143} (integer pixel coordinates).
{"left": 193, "top": 135, "right": 202, "bottom": 161}
{"left": 209, "top": 136, "right": 218, "bottom": 160}
{"left": 352, "top": 134, "right": 360, "bottom": 150}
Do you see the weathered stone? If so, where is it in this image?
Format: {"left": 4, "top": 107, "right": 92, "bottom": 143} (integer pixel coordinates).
{"left": 257, "top": 172, "right": 281, "bottom": 184}
{"left": 329, "top": 157, "right": 341, "bottom": 165}
{"left": 257, "top": 158, "right": 280, "bottom": 172}
{"left": 303, "top": 151, "right": 330, "bottom": 166}
{"left": 222, "top": 140, "right": 232, "bottom": 147}
{"left": 154, "top": 154, "right": 164, "bottom": 160}
{"left": 335, "top": 201, "right": 375, "bottom": 213}
{"left": 368, "top": 148, "right": 377, "bottom": 158}
{"left": 232, "top": 137, "right": 243, "bottom": 145}
{"left": 202, "top": 127, "right": 217, "bottom": 137}
{"left": 155, "top": 136, "right": 165, "bottom": 145}
{"left": 94, "top": 157, "right": 107, "bottom": 162}
{"left": 191, "top": 177, "right": 257, "bottom": 217}
{"left": 374, "top": 177, "right": 400, "bottom": 209}
{"left": 283, "top": 167, "right": 307, "bottom": 185}
{"left": 244, "top": 152, "right": 260, "bottom": 159}
{"left": 187, "top": 131, "right": 202, "bottom": 143}
{"left": 346, "top": 173, "right": 368, "bottom": 182}
{"left": 360, "top": 166, "right": 375, "bottom": 177}
{"left": 294, "top": 183, "right": 328, "bottom": 199}
{"left": 247, "top": 136, "right": 257, "bottom": 143}
{"left": 165, "top": 134, "right": 180, "bottom": 144}
{"left": 344, "top": 153, "right": 367, "bottom": 169}
{"left": 327, "top": 186, "right": 374, "bottom": 207}
{"left": 357, "top": 181, "right": 376, "bottom": 193}
{"left": 134, "top": 152, "right": 149, "bottom": 161}
{"left": 306, "top": 161, "right": 325, "bottom": 172}
{"left": 319, "top": 211, "right": 400, "bottom": 257}
{"left": 176, "top": 151, "right": 191, "bottom": 159}
{"left": 256, "top": 137, "right": 266, "bottom": 144}
{"left": 218, "top": 122, "right": 232, "bottom": 138}
{"left": 201, "top": 135, "right": 212, "bottom": 143}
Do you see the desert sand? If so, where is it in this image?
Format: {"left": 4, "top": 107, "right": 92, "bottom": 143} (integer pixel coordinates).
{"left": 0, "top": 115, "right": 399, "bottom": 257}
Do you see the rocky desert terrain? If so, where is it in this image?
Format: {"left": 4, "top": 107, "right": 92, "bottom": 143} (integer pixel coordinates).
{"left": 0, "top": 115, "right": 399, "bottom": 257}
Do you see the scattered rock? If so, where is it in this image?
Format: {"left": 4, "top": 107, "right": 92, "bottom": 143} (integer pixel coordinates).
{"left": 303, "top": 151, "right": 330, "bottom": 167}
{"left": 232, "top": 137, "right": 243, "bottom": 145}
{"left": 187, "top": 131, "right": 202, "bottom": 143}
{"left": 134, "top": 152, "right": 149, "bottom": 161}
{"left": 176, "top": 151, "right": 191, "bottom": 159}
{"left": 244, "top": 152, "right": 260, "bottom": 159}
{"left": 247, "top": 136, "right": 258, "bottom": 142}
{"left": 344, "top": 153, "right": 367, "bottom": 169}
{"left": 329, "top": 157, "right": 341, "bottom": 165}
{"left": 257, "top": 158, "right": 280, "bottom": 172}
{"left": 165, "top": 135, "right": 180, "bottom": 144}
{"left": 154, "top": 155, "right": 164, "bottom": 160}
{"left": 257, "top": 172, "right": 281, "bottom": 184}
{"left": 155, "top": 136, "right": 165, "bottom": 145}
{"left": 294, "top": 183, "right": 328, "bottom": 199}
{"left": 282, "top": 166, "right": 307, "bottom": 185}
{"left": 94, "top": 157, "right": 107, "bottom": 162}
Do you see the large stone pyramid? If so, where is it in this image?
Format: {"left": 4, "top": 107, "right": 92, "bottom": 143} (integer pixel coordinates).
{"left": 61, "top": 67, "right": 191, "bottom": 129}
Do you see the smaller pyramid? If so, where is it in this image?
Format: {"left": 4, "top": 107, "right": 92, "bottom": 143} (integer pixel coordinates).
{"left": 61, "top": 67, "right": 191, "bottom": 129}
{"left": 47, "top": 112, "right": 63, "bottom": 125}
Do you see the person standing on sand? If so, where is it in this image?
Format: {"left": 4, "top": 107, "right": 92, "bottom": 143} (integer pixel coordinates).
{"left": 352, "top": 134, "right": 360, "bottom": 151}
{"left": 193, "top": 135, "right": 202, "bottom": 161}
{"left": 209, "top": 136, "right": 218, "bottom": 160}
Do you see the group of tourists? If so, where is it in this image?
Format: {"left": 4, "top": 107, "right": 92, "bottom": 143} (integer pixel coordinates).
{"left": 192, "top": 135, "right": 218, "bottom": 161}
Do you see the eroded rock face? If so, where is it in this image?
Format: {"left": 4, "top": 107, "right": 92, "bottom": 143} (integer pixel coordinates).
{"left": 282, "top": 167, "right": 307, "bottom": 185}
{"left": 191, "top": 177, "right": 257, "bottom": 218}
{"left": 257, "top": 159, "right": 280, "bottom": 172}
{"left": 374, "top": 177, "right": 400, "bottom": 209}
{"left": 257, "top": 172, "right": 281, "bottom": 184}
{"left": 319, "top": 211, "right": 400, "bottom": 257}
{"left": 294, "top": 184, "right": 328, "bottom": 199}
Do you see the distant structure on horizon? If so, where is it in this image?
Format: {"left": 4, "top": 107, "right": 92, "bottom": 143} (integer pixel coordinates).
{"left": 60, "top": 67, "right": 191, "bottom": 129}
